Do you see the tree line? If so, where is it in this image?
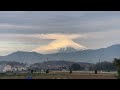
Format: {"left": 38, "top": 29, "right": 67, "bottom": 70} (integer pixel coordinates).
{"left": 69, "top": 61, "right": 117, "bottom": 71}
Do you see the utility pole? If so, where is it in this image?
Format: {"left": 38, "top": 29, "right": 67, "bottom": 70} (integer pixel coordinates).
{"left": 99, "top": 59, "right": 102, "bottom": 73}
{"left": 46, "top": 57, "right": 49, "bottom": 73}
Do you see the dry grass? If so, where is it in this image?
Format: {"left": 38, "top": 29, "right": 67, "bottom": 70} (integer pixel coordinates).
{"left": 0, "top": 71, "right": 117, "bottom": 79}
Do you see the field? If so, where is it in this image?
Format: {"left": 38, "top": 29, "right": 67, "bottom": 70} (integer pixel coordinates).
{"left": 0, "top": 71, "right": 117, "bottom": 79}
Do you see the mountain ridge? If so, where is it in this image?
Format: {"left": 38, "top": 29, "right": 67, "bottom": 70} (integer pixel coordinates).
{"left": 0, "top": 44, "right": 120, "bottom": 64}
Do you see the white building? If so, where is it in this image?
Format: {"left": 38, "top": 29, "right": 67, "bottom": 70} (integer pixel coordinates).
{"left": 17, "top": 66, "right": 27, "bottom": 71}
{"left": 0, "top": 63, "right": 27, "bottom": 73}
{"left": 3, "top": 65, "right": 12, "bottom": 72}
{"left": 11, "top": 66, "right": 27, "bottom": 72}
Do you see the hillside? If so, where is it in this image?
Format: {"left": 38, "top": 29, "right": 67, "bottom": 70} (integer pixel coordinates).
{"left": 0, "top": 44, "right": 120, "bottom": 64}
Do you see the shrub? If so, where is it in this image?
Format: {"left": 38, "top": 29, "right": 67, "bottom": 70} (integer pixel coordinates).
{"left": 46, "top": 69, "right": 49, "bottom": 73}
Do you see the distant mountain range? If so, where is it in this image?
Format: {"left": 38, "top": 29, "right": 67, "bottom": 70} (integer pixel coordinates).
{"left": 0, "top": 44, "right": 120, "bottom": 64}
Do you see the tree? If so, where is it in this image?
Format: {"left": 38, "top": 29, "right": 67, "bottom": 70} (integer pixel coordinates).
{"left": 113, "top": 58, "right": 120, "bottom": 79}
{"left": 113, "top": 58, "right": 120, "bottom": 68}
{"left": 46, "top": 69, "right": 49, "bottom": 73}
{"left": 95, "top": 61, "right": 117, "bottom": 71}
{"left": 70, "top": 70, "right": 72, "bottom": 74}
{"left": 31, "top": 70, "right": 33, "bottom": 73}
{"left": 69, "top": 63, "right": 82, "bottom": 71}
{"left": 94, "top": 69, "right": 97, "bottom": 74}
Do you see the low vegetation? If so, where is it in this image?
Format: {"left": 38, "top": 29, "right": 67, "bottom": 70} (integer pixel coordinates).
{"left": 0, "top": 71, "right": 116, "bottom": 79}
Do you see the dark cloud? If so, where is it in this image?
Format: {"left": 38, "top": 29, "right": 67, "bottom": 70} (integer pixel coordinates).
{"left": 0, "top": 11, "right": 120, "bottom": 34}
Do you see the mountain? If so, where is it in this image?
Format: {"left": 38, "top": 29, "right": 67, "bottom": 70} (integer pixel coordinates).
{"left": 32, "top": 39, "right": 87, "bottom": 54}
{"left": 0, "top": 44, "right": 120, "bottom": 64}
{"left": 58, "top": 47, "right": 80, "bottom": 53}
{"left": 0, "top": 51, "right": 44, "bottom": 64}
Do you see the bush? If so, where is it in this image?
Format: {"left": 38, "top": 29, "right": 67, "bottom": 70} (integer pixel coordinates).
{"left": 31, "top": 70, "right": 33, "bottom": 73}
{"left": 69, "top": 63, "right": 82, "bottom": 71}
{"left": 94, "top": 70, "right": 97, "bottom": 74}
{"left": 46, "top": 69, "right": 49, "bottom": 73}
{"left": 70, "top": 70, "right": 72, "bottom": 74}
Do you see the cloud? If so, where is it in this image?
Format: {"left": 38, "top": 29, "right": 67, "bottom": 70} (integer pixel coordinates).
{"left": 0, "top": 33, "right": 86, "bottom": 55}
{"left": 75, "top": 29, "right": 120, "bottom": 49}
{"left": 0, "top": 23, "right": 41, "bottom": 29}
{"left": 32, "top": 33, "right": 87, "bottom": 54}
{"left": 1, "top": 11, "right": 120, "bottom": 55}
{"left": 32, "top": 39, "right": 87, "bottom": 54}
{"left": 1, "top": 11, "right": 120, "bottom": 34}
{"left": 33, "top": 33, "right": 84, "bottom": 40}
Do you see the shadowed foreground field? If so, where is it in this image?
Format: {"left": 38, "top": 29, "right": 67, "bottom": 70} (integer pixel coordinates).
{"left": 0, "top": 71, "right": 117, "bottom": 79}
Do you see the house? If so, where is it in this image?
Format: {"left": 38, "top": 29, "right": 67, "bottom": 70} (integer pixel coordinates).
{"left": 11, "top": 65, "right": 27, "bottom": 72}
{"left": 2, "top": 64, "right": 12, "bottom": 72}
{"left": 17, "top": 66, "right": 27, "bottom": 71}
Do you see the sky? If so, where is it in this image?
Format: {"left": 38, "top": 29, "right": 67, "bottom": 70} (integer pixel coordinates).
{"left": 0, "top": 11, "right": 120, "bottom": 55}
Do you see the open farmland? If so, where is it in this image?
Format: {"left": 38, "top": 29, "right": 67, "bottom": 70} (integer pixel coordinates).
{"left": 0, "top": 71, "right": 117, "bottom": 79}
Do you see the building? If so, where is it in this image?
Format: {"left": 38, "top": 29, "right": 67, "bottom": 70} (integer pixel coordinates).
{"left": 2, "top": 64, "right": 12, "bottom": 72}
{"left": 0, "top": 63, "right": 27, "bottom": 73}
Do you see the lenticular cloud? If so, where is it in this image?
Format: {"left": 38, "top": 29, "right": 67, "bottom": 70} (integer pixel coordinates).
{"left": 32, "top": 33, "right": 87, "bottom": 54}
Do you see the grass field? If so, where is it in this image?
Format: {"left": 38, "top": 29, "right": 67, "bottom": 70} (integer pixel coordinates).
{"left": 0, "top": 71, "right": 117, "bottom": 79}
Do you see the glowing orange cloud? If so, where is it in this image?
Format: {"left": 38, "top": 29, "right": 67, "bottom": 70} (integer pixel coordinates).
{"left": 32, "top": 33, "right": 87, "bottom": 54}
